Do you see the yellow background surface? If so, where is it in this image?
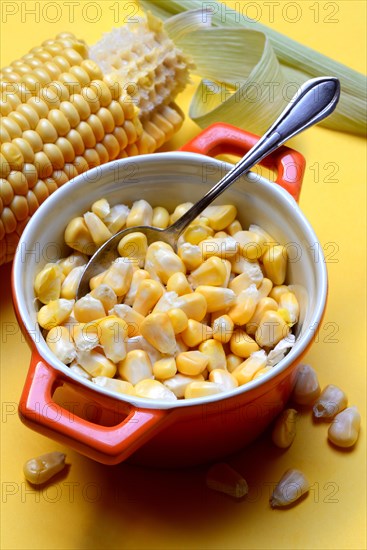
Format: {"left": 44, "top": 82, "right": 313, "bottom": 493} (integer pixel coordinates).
{"left": 1, "top": 1, "right": 366, "bottom": 549}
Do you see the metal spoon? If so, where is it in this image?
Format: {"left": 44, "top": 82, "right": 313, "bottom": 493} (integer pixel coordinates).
{"left": 77, "top": 76, "right": 340, "bottom": 299}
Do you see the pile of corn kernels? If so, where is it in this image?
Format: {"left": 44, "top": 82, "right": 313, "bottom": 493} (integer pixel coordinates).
{"left": 34, "top": 199, "right": 300, "bottom": 401}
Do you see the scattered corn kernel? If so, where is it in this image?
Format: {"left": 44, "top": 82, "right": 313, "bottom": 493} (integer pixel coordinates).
{"left": 270, "top": 469, "right": 309, "bottom": 508}
{"left": 272, "top": 408, "right": 298, "bottom": 448}
{"left": 313, "top": 384, "right": 348, "bottom": 420}
{"left": 206, "top": 462, "right": 248, "bottom": 498}
{"left": 327, "top": 406, "right": 361, "bottom": 448}
{"left": 292, "top": 364, "right": 320, "bottom": 405}
{"left": 23, "top": 452, "right": 66, "bottom": 485}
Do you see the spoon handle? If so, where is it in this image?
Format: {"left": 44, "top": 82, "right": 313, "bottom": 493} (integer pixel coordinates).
{"left": 170, "top": 76, "right": 340, "bottom": 237}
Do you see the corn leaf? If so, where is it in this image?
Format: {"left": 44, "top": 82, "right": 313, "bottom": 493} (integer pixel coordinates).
{"left": 140, "top": 0, "right": 366, "bottom": 136}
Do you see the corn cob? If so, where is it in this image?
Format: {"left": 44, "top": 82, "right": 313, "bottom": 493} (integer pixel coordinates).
{"left": 0, "top": 14, "right": 191, "bottom": 264}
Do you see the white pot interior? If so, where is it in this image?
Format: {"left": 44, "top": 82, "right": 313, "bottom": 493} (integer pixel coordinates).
{"left": 13, "top": 152, "right": 327, "bottom": 409}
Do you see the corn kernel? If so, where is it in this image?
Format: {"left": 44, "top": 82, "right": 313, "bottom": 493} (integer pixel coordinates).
{"left": 71, "top": 321, "right": 100, "bottom": 352}
{"left": 163, "top": 373, "right": 204, "bottom": 398}
{"left": 178, "top": 242, "right": 203, "bottom": 270}
{"left": 195, "top": 286, "right": 236, "bottom": 313}
{"left": 255, "top": 310, "right": 290, "bottom": 348}
{"left": 117, "top": 231, "right": 147, "bottom": 268}
{"left": 226, "top": 353, "right": 243, "bottom": 373}
{"left": 176, "top": 351, "right": 209, "bottom": 376}
{"left": 152, "top": 206, "right": 170, "bottom": 229}
{"left": 104, "top": 203, "right": 129, "bottom": 234}
{"left": 34, "top": 263, "right": 63, "bottom": 304}
{"left": 46, "top": 325, "right": 76, "bottom": 364}
{"left": 209, "top": 369, "right": 238, "bottom": 391}
{"left": 206, "top": 462, "right": 248, "bottom": 498}
{"left": 118, "top": 349, "right": 153, "bottom": 384}
{"left": 257, "top": 278, "right": 273, "bottom": 299}
{"left": 92, "top": 376, "right": 134, "bottom": 395}
{"left": 230, "top": 329, "right": 259, "bottom": 358}
{"left": 23, "top": 452, "right": 66, "bottom": 485}
{"left": 202, "top": 205, "right": 237, "bottom": 231}
{"left": 134, "top": 378, "right": 177, "bottom": 401}
{"left": 126, "top": 199, "right": 153, "bottom": 227}
{"left": 123, "top": 269, "right": 150, "bottom": 306}
{"left": 246, "top": 297, "right": 278, "bottom": 335}
{"left": 228, "top": 284, "right": 259, "bottom": 325}
{"left": 112, "top": 304, "right": 144, "bottom": 337}
{"left": 98, "top": 316, "right": 128, "bottom": 363}
{"left": 166, "top": 308, "right": 188, "bottom": 334}
{"left": 140, "top": 312, "right": 176, "bottom": 354}
{"left": 170, "top": 202, "right": 193, "bottom": 224}
{"left": 70, "top": 364, "right": 92, "bottom": 379}
{"left": 183, "top": 222, "right": 214, "bottom": 245}
{"left": 252, "top": 366, "right": 273, "bottom": 379}
{"left": 60, "top": 265, "right": 84, "bottom": 299}
{"left": 232, "top": 351, "right": 267, "bottom": 385}
{"left": 328, "top": 406, "right": 361, "bottom": 448}
{"left": 181, "top": 319, "right": 212, "bottom": 347}
{"left": 234, "top": 230, "right": 263, "bottom": 260}
{"left": 200, "top": 236, "right": 238, "bottom": 260}
{"left": 198, "top": 339, "right": 226, "bottom": 371}
{"left": 173, "top": 292, "right": 207, "bottom": 322}
{"left": 166, "top": 272, "right": 192, "bottom": 296}
{"left": 58, "top": 252, "right": 87, "bottom": 276}
{"left": 64, "top": 216, "right": 97, "bottom": 255}
{"left": 279, "top": 292, "right": 299, "bottom": 326}
{"left": 89, "top": 284, "right": 117, "bottom": 313}
{"left": 272, "top": 408, "right": 298, "bottom": 448}
{"left": 269, "top": 285, "right": 289, "bottom": 303}
{"left": 270, "top": 469, "right": 309, "bottom": 508}
{"left": 103, "top": 258, "right": 134, "bottom": 297}
{"left": 77, "top": 349, "right": 116, "bottom": 378}
{"left": 212, "top": 314, "right": 234, "bottom": 344}
{"left": 133, "top": 279, "right": 164, "bottom": 316}
{"left": 263, "top": 245, "right": 287, "bottom": 285}
{"left": 229, "top": 260, "right": 263, "bottom": 291}
{"left": 74, "top": 295, "right": 106, "bottom": 323}
{"left": 291, "top": 364, "right": 320, "bottom": 405}
{"left": 153, "top": 357, "right": 177, "bottom": 380}
{"left": 37, "top": 298, "right": 74, "bottom": 329}
{"left": 313, "top": 384, "right": 348, "bottom": 420}
{"left": 83, "top": 211, "right": 112, "bottom": 247}
{"left": 153, "top": 290, "right": 178, "bottom": 313}
{"left": 184, "top": 381, "right": 222, "bottom": 399}
{"left": 145, "top": 242, "right": 186, "bottom": 284}
{"left": 188, "top": 256, "right": 229, "bottom": 289}
{"left": 91, "top": 198, "right": 110, "bottom": 219}
{"left": 249, "top": 224, "right": 278, "bottom": 253}
{"left": 226, "top": 219, "right": 242, "bottom": 236}
{"left": 89, "top": 270, "right": 107, "bottom": 290}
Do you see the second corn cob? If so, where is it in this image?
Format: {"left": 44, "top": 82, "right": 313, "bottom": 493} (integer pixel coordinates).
{"left": 0, "top": 14, "right": 191, "bottom": 264}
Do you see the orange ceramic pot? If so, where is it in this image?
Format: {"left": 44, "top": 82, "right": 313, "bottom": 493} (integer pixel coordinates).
{"left": 12, "top": 124, "right": 326, "bottom": 467}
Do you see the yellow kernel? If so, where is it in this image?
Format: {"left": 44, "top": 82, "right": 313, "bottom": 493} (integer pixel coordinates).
{"left": 153, "top": 357, "right": 177, "bottom": 380}
{"left": 198, "top": 339, "right": 226, "bottom": 371}
{"left": 184, "top": 381, "right": 222, "bottom": 399}
{"left": 255, "top": 310, "right": 290, "bottom": 348}
{"left": 23, "top": 452, "right": 66, "bottom": 485}
{"left": 230, "top": 329, "right": 259, "bottom": 358}
{"left": 327, "top": 406, "right": 361, "bottom": 448}
{"left": 118, "top": 350, "right": 153, "bottom": 385}
{"left": 181, "top": 319, "right": 213, "bottom": 347}
{"left": 176, "top": 351, "right": 209, "bottom": 376}
{"left": 232, "top": 352, "right": 267, "bottom": 385}
{"left": 166, "top": 272, "right": 192, "bottom": 296}
{"left": 263, "top": 245, "right": 287, "bottom": 285}
{"left": 272, "top": 408, "right": 298, "bottom": 448}
{"left": 166, "top": 308, "right": 188, "bottom": 334}
{"left": 212, "top": 314, "right": 234, "bottom": 344}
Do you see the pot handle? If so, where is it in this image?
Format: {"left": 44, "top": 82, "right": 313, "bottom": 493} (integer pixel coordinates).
{"left": 180, "top": 123, "right": 305, "bottom": 201}
{"left": 19, "top": 354, "right": 170, "bottom": 465}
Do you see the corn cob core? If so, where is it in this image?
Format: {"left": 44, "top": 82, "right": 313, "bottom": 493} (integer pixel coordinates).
{"left": 0, "top": 15, "right": 191, "bottom": 264}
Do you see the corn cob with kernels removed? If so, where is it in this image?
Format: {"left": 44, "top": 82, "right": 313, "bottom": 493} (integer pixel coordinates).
{"left": 0, "top": 13, "right": 192, "bottom": 264}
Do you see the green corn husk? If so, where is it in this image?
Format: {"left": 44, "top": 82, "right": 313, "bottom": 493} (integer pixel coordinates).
{"left": 140, "top": 0, "right": 366, "bottom": 136}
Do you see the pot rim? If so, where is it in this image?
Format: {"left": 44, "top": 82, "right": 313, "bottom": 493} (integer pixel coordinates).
{"left": 12, "top": 151, "right": 327, "bottom": 410}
